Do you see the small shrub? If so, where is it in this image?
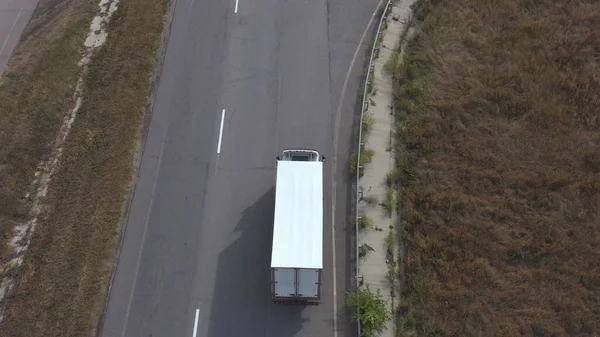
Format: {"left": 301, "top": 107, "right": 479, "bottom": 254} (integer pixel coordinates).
{"left": 361, "top": 194, "right": 378, "bottom": 205}
{"left": 382, "top": 16, "right": 389, "bottom": 31}
{"left": 347, "top": 285, "right": 390, "bottom": 337}
{"left": 367, "top": 71, "right": 375, "bottom": 93}
{"left": 385, "top": 169, "right": 401, "bottom": 188}
{"left": 359, "top": 243, "right": 375, "bottom": 259}
{"left": 357, "top": 215, "right": 375, "bottom": 229}
{"left": 384, "top": 50, "right": 400, "bottom": 75}
{"left": 381, "top": 188, "right": 397, "bottom": 216}
{"left": 363, "top": 148, "right": 375, "bottom": 161}
{"left": 386, "top": 130, "right": 394, "bottom": 152}
{"left": 411, "top": 0, "right": 438, "bottom": 21}
{"left": 362, "top": 112, "right": 376, "bottom": 134}
{"left": 350, "top": 148, "right": 375, "bottom": 176}
{"left": 387, "top": 265, "right": 399, "bottom": 285}
{"left": 385, "top": 229, "right": 396, "bottom": 249}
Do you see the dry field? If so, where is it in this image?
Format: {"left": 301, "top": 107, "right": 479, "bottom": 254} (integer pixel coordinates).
{"left": 0, "top": 0, "right": 169, "bottom": 334}
{"left": 393, "top": 0, "right": 600, "bottom": 335}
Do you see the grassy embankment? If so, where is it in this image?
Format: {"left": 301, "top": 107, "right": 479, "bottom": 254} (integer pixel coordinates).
{"left": 0, "top": 0, "right": 170, "bottom": 334}
{"left": 391, "top": 0, "right": 600, "bottom": 335}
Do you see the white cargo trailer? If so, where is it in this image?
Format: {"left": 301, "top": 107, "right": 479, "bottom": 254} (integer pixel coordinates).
{"left": 271, "top": 149, "right": 325, "bottom": 305}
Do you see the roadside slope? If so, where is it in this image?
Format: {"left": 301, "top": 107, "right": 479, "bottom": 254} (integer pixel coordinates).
{"left": 0, "top": 0, "right": 170, "bottom": 335}
{"left": 0, "top": 0, "right": 95, "bottom": 261}
{"left": 394, "top": 0, "right": 600, "bottom": 335}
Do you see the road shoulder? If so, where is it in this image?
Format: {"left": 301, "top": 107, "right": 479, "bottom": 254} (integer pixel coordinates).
{"left": 353, "top": 1, "right": 415, "bottom": 336}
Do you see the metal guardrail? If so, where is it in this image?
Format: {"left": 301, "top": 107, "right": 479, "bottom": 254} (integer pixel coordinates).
{"left": 355, "top": 0, "right": 393, "bottom": 336}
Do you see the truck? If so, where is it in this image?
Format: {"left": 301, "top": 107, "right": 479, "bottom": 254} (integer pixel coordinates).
{"left": 270, "top": 149, "right": 326, "bottom": 305}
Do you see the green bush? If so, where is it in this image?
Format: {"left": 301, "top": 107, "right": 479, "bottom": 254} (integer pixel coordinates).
{"left": 357, "top": 215, "right": 374, "bottom": 229}
{"left": 347, "top": 286, "right": 390, "bottom": 337}
{"left": 385, "top": 169, "right": 400, "bottom": 188}
{"left": 350, "top": 148, "right": 375, "bottom": 176}
{"left": 359, "top": 243, "right": 375, "bottom": 259}
{"left": 384, "top": 50, "right": 400, "bottom": 75}
{"left": 382, "top": 188, "right": 397, "bottom": 216}
{"left": 362, "top": 112, "right": 376, "bottom": 134}
{"left": 385, "top": 229, "right": 395, "bottom": 249}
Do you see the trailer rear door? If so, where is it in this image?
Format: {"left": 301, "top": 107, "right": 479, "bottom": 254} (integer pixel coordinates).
{"left": 273, "top": 268, "right": 295, "bottom": 298}
{"left": 297, "top": 268, "right": 320, "bottom": 298}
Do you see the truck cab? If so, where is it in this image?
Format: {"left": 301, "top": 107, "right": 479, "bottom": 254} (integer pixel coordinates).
{"left": 276, "top": 149, "right": 325, "bottom": 163}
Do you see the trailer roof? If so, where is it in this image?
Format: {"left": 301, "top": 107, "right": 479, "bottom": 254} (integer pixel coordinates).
{"left": 271, "top": 160, "right": 323, "bottom": 269}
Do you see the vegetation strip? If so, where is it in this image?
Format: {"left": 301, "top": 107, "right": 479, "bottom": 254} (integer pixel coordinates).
{"left": 394, "top": 0, "right": 600, "bottom": 335}
{"left": 0, "top": 0, "right": 170, "bottom": 334}
{"left": 348, "top": 1, "right": 417, "bottom": 337}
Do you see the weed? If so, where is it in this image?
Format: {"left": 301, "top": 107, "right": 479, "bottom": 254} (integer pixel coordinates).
{"left": 359, "top": 243, "right": 375, "bottom": 259}
{"left": 350, "top": 148, "right": 375, "bottom": 177}
{"left": 374, "top": 28, "right": 385, "bottom": 60}
{"left": 348, "top": 285, "right": 390, "bottom": 337}
{"left": 385, "top": 169, "right": 400, "bottom": 188}
{"left": 367, "top": 70, "right": 375, "bottom": 94}
{"left": 385, "top": 229, "right": 396, "bottom": 250}
{"left": 361, "top": 195, "right": 379, "bottom": 205}
{"left": 356, "top": 215, "right": 375, "bottom": 230}
{"left": 362, "top": 112, "right": 376, "bottom": 134}
{"left": 381, "top": 188, "right": 397, "bottom": 217}
{"left": 384, "top": 50, "right": 400, "bottom": 75}
{"left": 410, "top": 0, "right": 437, "bottom": 21}
{"left": 386, "top": 130, "right": 394, "bottom": 152}
{"left": 387, "top": 265, "right": 399, "bottom": 285}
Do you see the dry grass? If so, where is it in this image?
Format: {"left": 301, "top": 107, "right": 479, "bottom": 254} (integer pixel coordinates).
{"left": 0, "top": 0, "right": 169, "bottom": 334}
{"left": 0, "top": 0, "right": 95, "bottom": 256}
{"left": 394, "top": 0, "right": 600, "bottom": 336}
{"left": 351, "top": 148, "right": 376, "bottom": 176}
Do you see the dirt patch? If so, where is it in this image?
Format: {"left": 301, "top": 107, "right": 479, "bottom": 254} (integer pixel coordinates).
{"left": 394, "top": 0, "right": 600, "bottom": 336}
{"left": 0, "top": 0, "right": 170, "bottom": 334}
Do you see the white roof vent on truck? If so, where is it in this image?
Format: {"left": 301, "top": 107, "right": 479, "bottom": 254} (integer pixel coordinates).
{"left": 270, "top": 149, "right": 325, "bottom": 305}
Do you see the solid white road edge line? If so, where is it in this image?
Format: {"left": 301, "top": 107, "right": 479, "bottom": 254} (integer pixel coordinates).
{"left": 120, "top": 125, "right": 169, "bottom": 337}
{"left": 192, "top": 308, "right": 200, "bottom": 337}
{"left": 234, "top": 0, "right": 239, "bottom": 13}
{"left": 217, "top": 109, "right": 226, "bottom": 154}
{"left": 0, "top": 9, "right": 23, "bottom": 56}
{"left": 331, "top": 1, "right": 384, "bottom": 336}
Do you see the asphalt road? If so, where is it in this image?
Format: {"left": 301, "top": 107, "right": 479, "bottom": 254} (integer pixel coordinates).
{"left": 0, "top": 0, "right": 38, "bottom": 73}
{"left": 99, "top": 0, "right": 380, "bottom": 335}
